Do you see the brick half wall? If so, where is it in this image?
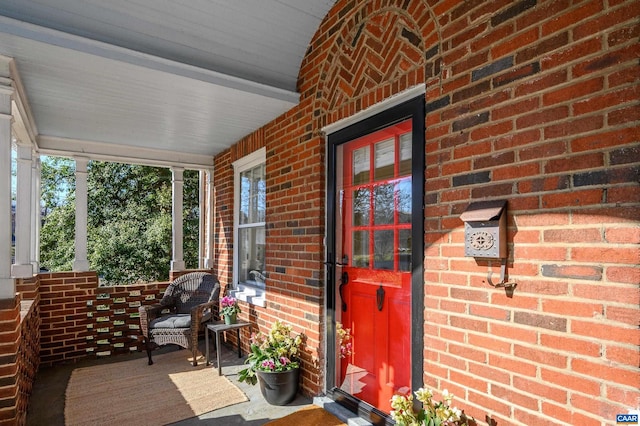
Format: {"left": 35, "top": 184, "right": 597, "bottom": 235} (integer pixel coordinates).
{"left": 0, "top": 294, "right": 39, "bottom": 426}
{"left": 38, "top": 272, "right": 169, "bottom": 366}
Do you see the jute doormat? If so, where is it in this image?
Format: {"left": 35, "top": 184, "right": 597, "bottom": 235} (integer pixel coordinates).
{"left": 264, "top": 405, "right": 347, "bottom": 426}
{"left": 64, "top": 350, "right": 247, "bottom": 426}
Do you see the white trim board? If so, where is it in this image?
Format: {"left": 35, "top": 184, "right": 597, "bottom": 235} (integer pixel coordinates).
{"left": 38, "top": 136, "right": 213, "bottom": 169}
{"left": 321, "top": 84, "right": 426, "bottom": 136}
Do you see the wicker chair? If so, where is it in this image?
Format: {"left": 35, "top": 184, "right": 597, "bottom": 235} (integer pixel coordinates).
{"left": 139, "top": 272, "right": 220, "bottom": 366}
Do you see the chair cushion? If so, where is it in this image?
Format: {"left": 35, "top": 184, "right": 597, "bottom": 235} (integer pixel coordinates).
{"left": 149, "top": 314, "right": 191, "bottom": 329}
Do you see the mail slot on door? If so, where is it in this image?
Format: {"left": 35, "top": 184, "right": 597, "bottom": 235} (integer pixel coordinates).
{"left": 460, "top": 200, "right": 507, "bottom": 259}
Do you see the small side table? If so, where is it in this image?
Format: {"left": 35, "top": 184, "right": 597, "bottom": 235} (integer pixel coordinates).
{"left": 205, "top": 320, "right": 252, "bottom": 376}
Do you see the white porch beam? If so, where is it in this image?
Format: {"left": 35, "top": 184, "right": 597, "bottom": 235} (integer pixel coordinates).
{"left": 171, "top": 167, "right": 185, "bottom": 271}
{"left": 0, "top": 57, "right": 15, "bottom": 297}
{"left": 10, "top": 143, "right": 34, "bottom": 277}
{"left": 73, "top": 157, "right": 89, "bottom": 271}
{"left": 38, "top": 136, "right": 214, "bottom": 169}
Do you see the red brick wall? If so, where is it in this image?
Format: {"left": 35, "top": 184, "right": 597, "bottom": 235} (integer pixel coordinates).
{"left": 15, "top": 300, "right": 39, "bottom": 426}
{"left": 0, "top": 296, "right": 21, "bottom": 425}
{"left": 38, "top": 272, "right": 169, "bottom": 366}
{"left": 213, "top": 0, "right": 639, "bottom": 423}
{"left": 39, "top": 271, "right": 98, "bottom": 364}
{"left": 214, "top": 112, "right": 326, "bottom": 393}
{"left": 0, "top": 294, "right": 39, "bottom": 426}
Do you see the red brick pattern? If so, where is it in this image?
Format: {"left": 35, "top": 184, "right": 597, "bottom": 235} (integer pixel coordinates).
{"left": 213, "top": 0, "right": 639, "bottom": 423}
{"left": 14, "top": 300, "right": 39, "bottom": 426}
{"left": 38, "top": 272, "right": 168, "bottom": 366}
{"left": 4, "top": 273, "right": 202, "bottom": 424}
{"left": 0, "top": 295, "right": 39, "bottom": 426}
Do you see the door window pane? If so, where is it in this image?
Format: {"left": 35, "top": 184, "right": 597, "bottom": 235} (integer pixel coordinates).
{"left": 397, "top": 178, "right": 412, "bottom": 224}
{"left": 374, "top": 138, "right": 394, "bottom": 181}
{"left": 352, "top": 188, "right": 370, "bottom": 226}
{"left": 399, "top": 132, "right": 412, "bottom": 176}
{"left": 374, "top": 230, "right": 394, "bottom": 270}
{"left": 352, "top": 230, "right": 369, "bottom": 268}
{"left": 353, "top": 147, "right": 370, "bottom": 185}
{"left": 373, "top": 183, "right": 395, "bottom": 225}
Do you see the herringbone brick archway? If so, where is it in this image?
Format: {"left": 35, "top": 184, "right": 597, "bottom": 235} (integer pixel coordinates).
{"left": 303, "top": 0, "right": 442, "bottom": 127}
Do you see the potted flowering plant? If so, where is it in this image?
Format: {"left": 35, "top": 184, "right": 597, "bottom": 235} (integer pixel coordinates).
{"left": 219, "top": 295, "right": 241, "bottom": 324}
{"left": 390, "top": 387, "right": 472, "bottom": 426}
{"left": 336, "top": 322, "right": 352, "bottom": 359}
{"left": 238, "top": 320, "right": 304, "bottom": 405}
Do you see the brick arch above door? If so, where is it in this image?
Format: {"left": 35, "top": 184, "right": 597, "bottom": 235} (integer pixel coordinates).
{"left": 298, "top": 0, "right": 443, "bottom": 131}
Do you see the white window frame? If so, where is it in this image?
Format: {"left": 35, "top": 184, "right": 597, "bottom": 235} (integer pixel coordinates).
{"left": 231, "top": 148, "right": 266, "bottom": 307}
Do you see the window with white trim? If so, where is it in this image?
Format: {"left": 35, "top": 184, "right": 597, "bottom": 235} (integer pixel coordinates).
{"left": 232, "top": 148, "right": 266, "bottom": 306}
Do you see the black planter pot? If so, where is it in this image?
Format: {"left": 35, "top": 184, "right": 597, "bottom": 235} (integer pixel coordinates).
{"left": 256, "top": 368, "right": 300, "bottom": 405}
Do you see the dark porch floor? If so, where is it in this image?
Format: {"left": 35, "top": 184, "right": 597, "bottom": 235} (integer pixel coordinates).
{"left": 27, "top": 341, "right": 316, "bottom": 425}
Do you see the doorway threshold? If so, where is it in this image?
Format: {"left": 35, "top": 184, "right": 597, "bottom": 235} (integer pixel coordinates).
{"left": 314, "top": 396, "right": 372, "bottom": 426}
{"left": 323, "top": 388, "right": 393, "bottom": 426}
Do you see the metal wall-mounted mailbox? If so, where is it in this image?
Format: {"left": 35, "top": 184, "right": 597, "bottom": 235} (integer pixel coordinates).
{"left": 460, "top": 200, "right": 507, "bottom": 259}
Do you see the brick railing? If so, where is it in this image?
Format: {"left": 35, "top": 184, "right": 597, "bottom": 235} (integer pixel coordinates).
{"left": 0, "top": 293, "right": 40, "bottom": 426}
{"left": 16, "top": 299, "right": 39, "bottom": 426}
{"left": 36, "top": 269, "right": 214, "bottom": 366}
{"left": 0, "top": 270, "right": 217, "bottom": 424}
{"left": 38, "top": 271, "right": 170, "bottom": 366}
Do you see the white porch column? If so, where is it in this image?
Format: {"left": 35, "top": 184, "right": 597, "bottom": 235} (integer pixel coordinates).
{"left": 73, "top": 157, "right": 90, "bottom": 271}
{"left": 30, "top": 154, "right": 41, "bottom": 271}
{"left": 0, "top": 73, "right": 15, "bottom": 297}
{"left": 10, "top": 143, "right": 34, "bottom": 277}
{"left": 171, "top": 167, "right": 185, "bottom": 271}
{"left": 204, "top": 169, "right": 215, "bottom": 269}
{"left": 198, "top": 170, "right": 205, "bottom": 268}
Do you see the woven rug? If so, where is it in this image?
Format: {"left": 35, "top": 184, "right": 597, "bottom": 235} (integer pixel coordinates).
{"left": 264, "top": 405, "right": 346, "bottom": 426}
{"left": 64, "top": 350, "right": 247, "bottom": 426}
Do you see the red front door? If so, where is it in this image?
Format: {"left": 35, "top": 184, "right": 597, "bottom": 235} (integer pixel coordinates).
{"left": 335, "top": 119, "right": 413, "bottom": 412}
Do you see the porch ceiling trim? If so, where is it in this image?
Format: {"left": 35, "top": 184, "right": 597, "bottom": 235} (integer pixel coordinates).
{"left": 37, "top": 135, "right": 214, "bottom": 169}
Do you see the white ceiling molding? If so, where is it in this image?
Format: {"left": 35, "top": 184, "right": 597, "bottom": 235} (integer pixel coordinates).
{"left": 0, "top": 55, "right": 12, "bottom": 94}
{"left": 38, "top": 135, "right": 214, "bottom": 169}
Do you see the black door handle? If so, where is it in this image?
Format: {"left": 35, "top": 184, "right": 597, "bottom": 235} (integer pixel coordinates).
{"left": 339, "top": 271, "right": 348, "bottom": 312}
{"left": 376, "top": 284, "right": 385, "bottom": 311}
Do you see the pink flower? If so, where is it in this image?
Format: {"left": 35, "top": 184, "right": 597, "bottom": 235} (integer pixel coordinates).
{"left": 220, "top": 296, "right": 237, "bottom": 308}
{"left": 280, "top": 357, "right": 290, "bottom": 366}
{"left": 261, "top": 359, "right": 275, "bottom": 370}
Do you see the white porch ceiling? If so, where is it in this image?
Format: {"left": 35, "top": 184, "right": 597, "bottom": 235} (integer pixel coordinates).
{"left": 0, "top": 0, "right": 335, "bottom": 168}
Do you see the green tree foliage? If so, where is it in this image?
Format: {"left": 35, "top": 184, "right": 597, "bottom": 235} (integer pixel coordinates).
{"left": 40, "top": 157, "right": 76, "bottom": 271}
{"left": 40, "top": 157, "right": 200, "bottom": 285}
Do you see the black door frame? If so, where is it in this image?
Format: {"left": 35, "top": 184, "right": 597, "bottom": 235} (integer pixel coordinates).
{"left": 325, "top": 95, "right": 425, "bottom": 425}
